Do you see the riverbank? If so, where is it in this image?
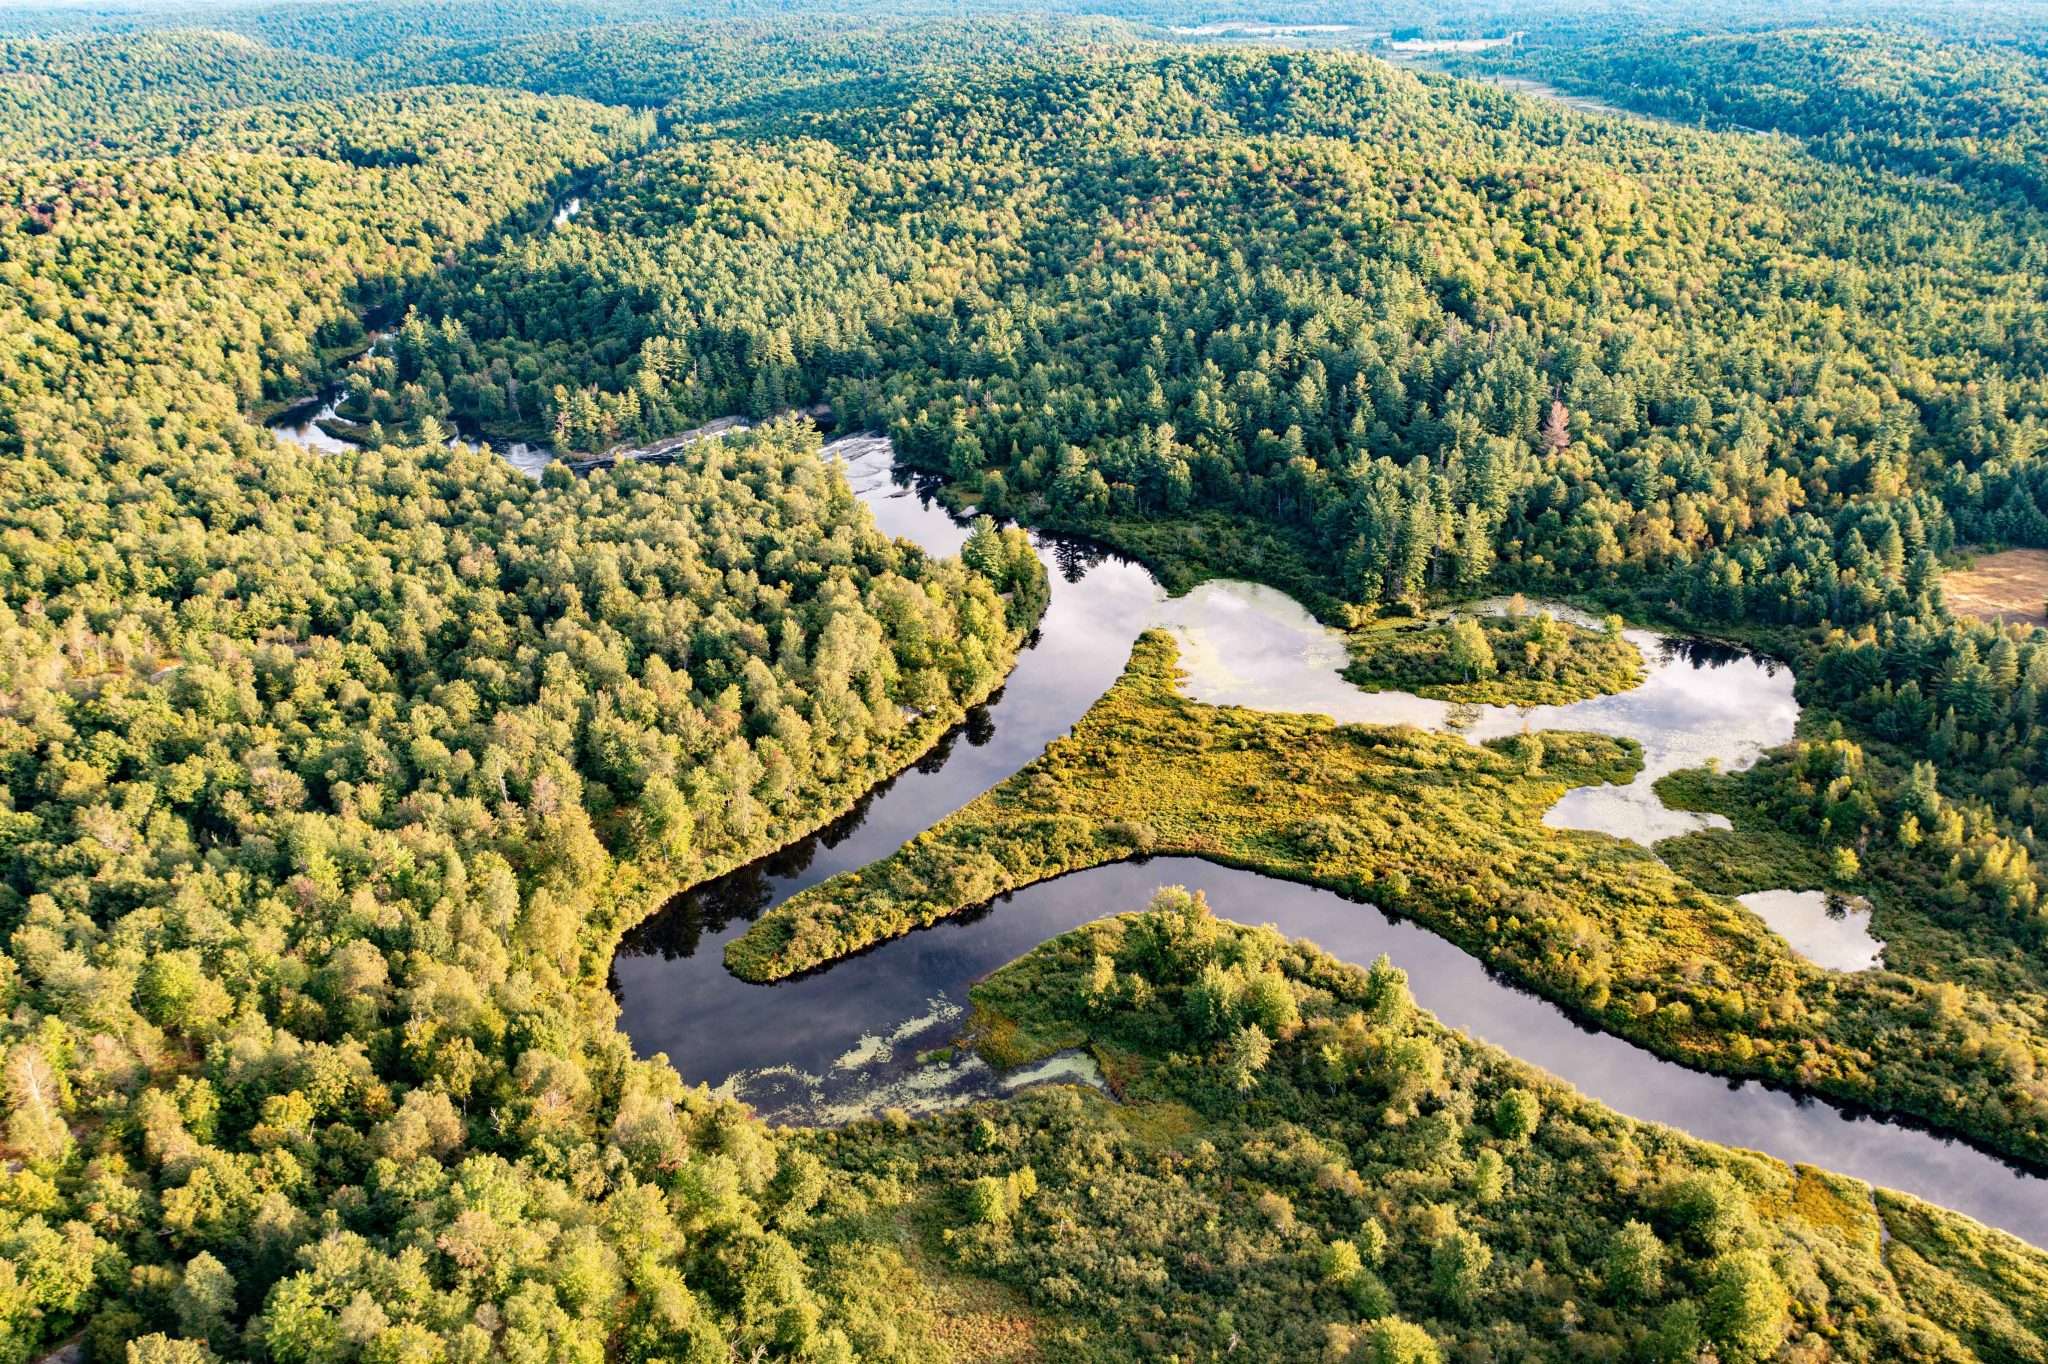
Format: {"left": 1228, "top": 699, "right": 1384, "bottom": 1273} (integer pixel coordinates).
{"left": 803, "top": 894, "right": 2048, "bottom": 1361}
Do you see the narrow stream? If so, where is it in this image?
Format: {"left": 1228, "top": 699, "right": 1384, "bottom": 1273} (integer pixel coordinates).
{"left": 267, "top": 407, "right": 2048, "bottom": 1246}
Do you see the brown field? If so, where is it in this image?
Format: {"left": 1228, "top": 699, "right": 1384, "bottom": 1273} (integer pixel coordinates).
{"left": 1944, "top": 548, "right": 2048, "bottom": 628}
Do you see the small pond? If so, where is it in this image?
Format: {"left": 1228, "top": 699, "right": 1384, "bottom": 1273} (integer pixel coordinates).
{"left": 267, "top": 392, "right": 360, "bottom": 456}
{"left": 1739, "top": 889, "right": 1887, "bottom": 972}
{"left": 268, "top": 381, "right": 713, "bottom": 480}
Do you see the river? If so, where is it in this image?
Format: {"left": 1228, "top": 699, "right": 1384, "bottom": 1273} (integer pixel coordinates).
{"left": 265, "top": 411, "right": 2040, "bottom": 1243}
{"left": 605, "top": 433, "right": 2048, "bottom": 1248}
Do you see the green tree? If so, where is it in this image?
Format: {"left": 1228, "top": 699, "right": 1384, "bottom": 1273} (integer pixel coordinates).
{"left": 1446, "top": 617, "right": 1497, "bottom": 681}
{"left": 1601, "top": 1221, "right": 1665, "bottom": 1303}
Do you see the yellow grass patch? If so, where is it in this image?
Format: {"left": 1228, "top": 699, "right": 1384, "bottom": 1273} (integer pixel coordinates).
{"left": 1113, "top": 1098, "right": 1206, "bottom": 1147}
{"left": 1943, "top": 548, "right": 2048, "bottom": 628}
{"left": 1784, "top": 1165, "right": 1882, "bottom": 1252}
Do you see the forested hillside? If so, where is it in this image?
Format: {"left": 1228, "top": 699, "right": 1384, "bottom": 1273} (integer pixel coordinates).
{"left": 330, "top": 32, "right": 2048, "bottom": 994}
{"left": 6, "top": 6, "right": 2048, "bottom": 1363}
{"left": 1459, "top": 25, "right": 2048, "bottom": 206}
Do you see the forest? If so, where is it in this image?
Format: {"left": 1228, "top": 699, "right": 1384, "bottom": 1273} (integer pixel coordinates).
{"left": 5, "top": 2, "right": 2048, "bottom": 1362}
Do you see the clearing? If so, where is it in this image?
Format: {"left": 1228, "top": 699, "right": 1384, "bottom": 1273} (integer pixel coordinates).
{"left": 1944, "top": 548, "right": 2048, "bottom": 627}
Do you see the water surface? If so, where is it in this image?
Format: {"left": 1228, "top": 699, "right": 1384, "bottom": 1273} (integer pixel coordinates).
{"left": 1739, "top": 889, "right": 1886, "bottom": 972}
{"left": 274, "top": 419, "right": 2035, "bottom": 1243}
{"left": 621, "top": 856, "right": 2047, "bottom": 1244}
{"left": 609, "top": 437, "right": 2048, "bottom": 1248}
{"left": 1155, "top": 581, "right": 1798, "bottom": 844}
{"left": 267, "top": 393, "right": 359, "bottom": 455}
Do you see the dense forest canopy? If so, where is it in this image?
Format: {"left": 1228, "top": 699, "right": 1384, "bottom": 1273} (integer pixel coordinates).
{"left": 0, "top": 35, "right": 1044, "bottom": 1362}
{"left": 1454, "top": 24, "right": 2048, "bottom": 206}
{"left": 307, "top": 25, "right": 2048, "bottom": 962}
{"left": 6, "top": 2, "right": 2048, "bottom": 1362}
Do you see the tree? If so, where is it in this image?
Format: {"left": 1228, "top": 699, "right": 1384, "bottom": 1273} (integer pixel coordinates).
{"left": 1601, "top": 1221, "right": 1665, "bottom": 1303}
{"left": 1704, "top": 1249, "right": 1790, "bottom": 1363}
{"left": 1446, "top": 617, "right": 1497, "bottom": 681}
{"left": 1360, "top": 1318, "right": 1441, "bottom": 1364}
{"left": 125, "top": 1338, "right": 218, "bottom": 1364}
{"left": 5, "top": 1043, "right": 71, "bottom": 1163}
{"left": 1226, "top": 1023, "right": 1273, "bottom": 1091}
{"left": 1492, "top": 1087, "right": 1540, "bottom": 1140}
{"left": 1241, "top": 970, "right": 1301, "bottom": 1035}
{"left": 173, "top": 1253, "right": 237, "bottom": 1344}
{"left": 1430, "top": 1227, "right": 1492, "bottom": 1318}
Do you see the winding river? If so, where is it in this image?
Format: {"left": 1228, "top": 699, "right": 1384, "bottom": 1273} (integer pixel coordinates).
{"left": 267, "top": 409, "right": 2048, "bottom": 1245}
{"left": 616, "top": 436, "right": 2048, "bottom": 1248}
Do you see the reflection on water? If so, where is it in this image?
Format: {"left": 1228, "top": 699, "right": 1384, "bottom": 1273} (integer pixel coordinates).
{"left": 270, "top": 390, "right": 556, "bottom": 476}
{"left": 614, "top": 432, "right": 1168, "bottom": 961}
{"left": 1739, "top": 889, "right": 1886, "bottom": 972}
{"left": 267, "top": 394, "right": 358, "bottom": 455}
{"left": 260, "top": 397, "right": 2048, "bottom": 1237}
{"left": 616, "top": 704, "right": 1003, "bottom": 962}
{"left": 1156, "top": 582, "right": 1799, "bottom": 844}
{"left": 487, "top": 441, "right": 557, "bottom": 478}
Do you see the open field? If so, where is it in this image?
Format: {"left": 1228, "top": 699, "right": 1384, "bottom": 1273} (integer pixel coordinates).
{"left": 1945, "top": 549, "right": 2048, "bottom": 628}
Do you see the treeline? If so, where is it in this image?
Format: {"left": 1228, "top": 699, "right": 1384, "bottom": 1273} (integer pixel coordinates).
{"left": 0, "top": 83, "right": 646, "bottom": 441}
{"left": 6, "top": 13, "right": 2048, "bottom": 1361}
{"left": 0, "top": 427, "right": 1038, "bottom": 1364}
{"left": 354, "top": 46, "right": 2046, "bottom": 614}
{"left": 1466, "top": 26, "right": 2048, "bottom": 207}
{"left": 0, "top": 30, "right": 369, "bottom": 157}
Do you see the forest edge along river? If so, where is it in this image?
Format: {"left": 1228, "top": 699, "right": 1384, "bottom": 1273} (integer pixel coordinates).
{"left": 267, "top": 411, "right": 2048, "bottom": 1247}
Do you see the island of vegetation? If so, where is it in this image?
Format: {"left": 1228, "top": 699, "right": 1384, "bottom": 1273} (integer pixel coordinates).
{"left": 1342, "top": 600, "right": 1643, "bottom": 706}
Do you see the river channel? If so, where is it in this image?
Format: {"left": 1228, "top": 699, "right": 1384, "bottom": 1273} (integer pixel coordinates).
{"left": 267, "top": 411, "right": 2048, "bottom": 1245}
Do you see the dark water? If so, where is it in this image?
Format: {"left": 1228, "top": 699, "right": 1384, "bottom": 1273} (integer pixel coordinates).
{"left": 268, "top": 381, "right": 556, "bottom": 474}
{"left": 607, "top": 435, "right": 2048, "bottom": 1248}
{"left": 609, "top": 434, "right": 1168, "bottom": 956}
{"left": 269, "top": 390, "right": 360, "bottom": 455}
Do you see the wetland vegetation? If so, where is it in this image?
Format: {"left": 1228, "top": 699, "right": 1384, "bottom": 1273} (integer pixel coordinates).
{"left": 1342, "top": 602, "right": 1643, "bottom": 707}
{"left": 800, "top": 889, "right": 2048, "bottom": 1363}
{"left": 734, "top": 630, "right": 2048, "bottom": 1173}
